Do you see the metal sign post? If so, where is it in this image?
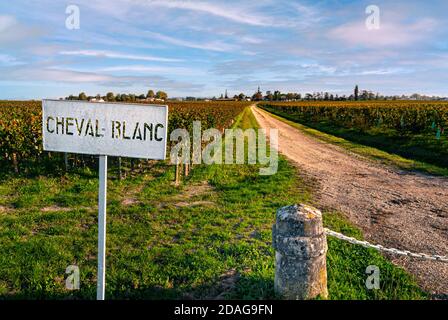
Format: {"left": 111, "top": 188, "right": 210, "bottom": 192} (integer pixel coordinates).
{"left": 97, "top": 155, "right": 107, "bottom": 300}
{"left": 42, "top": 100, "right": 168, "bottom": 300}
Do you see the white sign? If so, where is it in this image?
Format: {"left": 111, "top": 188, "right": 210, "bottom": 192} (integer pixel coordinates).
{"left": 42, "top": 100, "right": 168, "bottom": 159}
{"left": 42, "top": 99, "right": 168, "bottom": 300}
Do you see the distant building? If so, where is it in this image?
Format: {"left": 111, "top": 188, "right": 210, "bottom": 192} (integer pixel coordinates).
{"left": 252, "top": 86, "right": 263, "bottom": 101}
{"left": 89, "top": 97, "right": 105, "bottom": 102}
{"left": 216, "top": 89, "right": 236, "bottom": 101}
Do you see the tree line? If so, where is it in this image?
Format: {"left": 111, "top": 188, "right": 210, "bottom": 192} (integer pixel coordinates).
{"left": 65, "top": 89, "right": 168, "bottom": 102}
{"left": 235, "top": 85, "right": 447, "bottom": 102}
{"left": 244, "top": 86, "right": 381, "bottom": 102}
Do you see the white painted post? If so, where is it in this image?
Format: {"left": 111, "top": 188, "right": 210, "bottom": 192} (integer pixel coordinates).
{"left": 97, "top": 155, "right": 108, "bottom": 300}
{"left": 64, "top": 153, "right": 69, "bottom": 171}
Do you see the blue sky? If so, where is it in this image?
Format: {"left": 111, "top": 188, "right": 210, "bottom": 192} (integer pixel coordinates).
{"left": 0, "top": 0, "right": 447, "bottom": 99}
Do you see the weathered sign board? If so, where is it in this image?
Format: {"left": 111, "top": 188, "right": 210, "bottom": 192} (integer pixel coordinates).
{"left": 42, "top": 99, "right": 168, "bottom": 300}
{"left": 43, "top": 100, "right": 168, "bottom": 159}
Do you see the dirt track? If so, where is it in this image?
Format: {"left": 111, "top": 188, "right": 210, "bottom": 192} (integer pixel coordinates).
{"left": 252, "top": 105, "right": 448, "bottom": 296}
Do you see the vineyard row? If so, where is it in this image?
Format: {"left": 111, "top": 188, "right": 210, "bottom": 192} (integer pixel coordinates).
{"left": 0, "top": 100, "right": 249, "bottom": 174}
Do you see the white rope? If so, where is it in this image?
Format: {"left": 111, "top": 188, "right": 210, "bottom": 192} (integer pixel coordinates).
{"left": 324, "top": 228, "right": 448, "bottom": 263}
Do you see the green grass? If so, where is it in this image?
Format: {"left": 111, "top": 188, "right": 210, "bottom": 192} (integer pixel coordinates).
{"left": 324, "top": 211, "right": 426, "bottom": 300}
{"left": 0, "top": 107, "right": 426, "bottom": 299}
{"left": 259, "top": 105, "right": 448, "bottom": 176}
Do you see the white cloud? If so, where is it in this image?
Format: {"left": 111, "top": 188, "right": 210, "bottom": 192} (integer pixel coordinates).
{"left": 59, "top": 50, "right": 182, "bottom": 62}
{"left": 330, "top": 18, "right": 438, "bottom": 47}
{"left": 0, "top": 15, "right": 16, "bottom": 31}
{"left": 140, "top": 0, "right": 276, "bottom": 26}
{"left": 0, "top": 15, "right": 44, "bottom": 44}
{"left": 1, "top": 67, "right": 112, "bottom": 83}
{"left": 239, "top": 36, "right": 263, "bottom": 45}
{"left": 358, "top": 68, "right": 410, "bottom": 76}
{"left": 0, "top": 65, "right": 204, "bottom": 91}
{"left": 96, "top": 65, "right": 204, "bottom": 76}
{"left": 0, "top": 54, "right": 23, "bottom": 66}
{"left": 144, "top": 31, "right": 237, "bottom": 52}
{"left": 300, "top": 63, "right": 336, "bottom": 75}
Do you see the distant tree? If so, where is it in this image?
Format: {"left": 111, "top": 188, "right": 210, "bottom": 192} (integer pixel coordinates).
{"left": 78, "top": 92, "right": 87, "bottom": 100}
{"left": 354, "top": 85, "right": 359, "bottom": 101}
{"left": 238, "top": 93, "right": 246, "bottom": 101}
{"left": 138, "top": 94, "right": 146, "bottom": 100}
{"left": 106, "top": 92, "right": 115, "bottom": 101}
{"left": 147, "top": 90, "right": 155, "bottom": 99}
{"left": 360, "top": 90, "right": 368, "bottom": 100}
{"left": 273, "top": 91, "right": 281, "bottom": 101}
{"left": 156, "top": 91, "right": 168, "bottom": 100}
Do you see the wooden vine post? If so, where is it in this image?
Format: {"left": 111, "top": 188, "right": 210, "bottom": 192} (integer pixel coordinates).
{"left": 175, "top": 162, "right": 181, "bottom": 186}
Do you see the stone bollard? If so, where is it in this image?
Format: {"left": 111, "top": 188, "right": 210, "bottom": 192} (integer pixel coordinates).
{"left": 272, "top": 204, "right": 328, "bottom": 300}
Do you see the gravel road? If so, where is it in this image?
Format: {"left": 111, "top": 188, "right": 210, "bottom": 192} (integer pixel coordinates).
{"left": 252, "top": 105, "right": 448, "bottom": 296}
